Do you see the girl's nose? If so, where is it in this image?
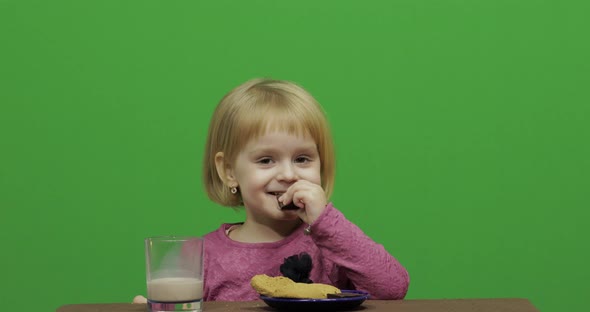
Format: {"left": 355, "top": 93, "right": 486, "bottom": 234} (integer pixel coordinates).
{"left": 277, "top": 162, "right": 298, "bottom": 182}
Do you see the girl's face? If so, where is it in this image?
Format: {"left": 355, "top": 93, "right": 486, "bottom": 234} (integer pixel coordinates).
{"left": 231, "top": 130, "right": 321, "bottom": 222}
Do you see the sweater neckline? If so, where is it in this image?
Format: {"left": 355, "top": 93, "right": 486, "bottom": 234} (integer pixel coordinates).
{"left": 217, "top": 222, "right": 307, "bottom": 249}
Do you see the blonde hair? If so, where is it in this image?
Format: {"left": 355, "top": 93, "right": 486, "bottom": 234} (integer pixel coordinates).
{"left": 203, "top": 78, "right": 335, "bottom": 207}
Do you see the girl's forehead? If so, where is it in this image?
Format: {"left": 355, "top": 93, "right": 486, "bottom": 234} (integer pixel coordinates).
{"left": 245, "top": 128, "right": 315, "bottom": 147}
{"left": 263, "top": 119, "right": 310, "bottom": 135}
{"left": 235, "top": 128, "right": 315, "bottom": 154}
{"left": 229, "top": 107, "right": 324, "bottom": 158}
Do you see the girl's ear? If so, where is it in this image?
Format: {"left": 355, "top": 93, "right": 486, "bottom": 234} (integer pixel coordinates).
{"left": 214, "top": 152, "right": 237, "bottom": 186}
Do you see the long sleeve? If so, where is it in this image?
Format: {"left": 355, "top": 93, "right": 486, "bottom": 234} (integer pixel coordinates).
{"left": 310, "top": 203, "right": 410, "bottom": 299}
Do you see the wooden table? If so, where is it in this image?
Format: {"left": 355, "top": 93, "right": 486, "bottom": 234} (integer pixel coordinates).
{"left": 57, "top": 298, "right": 539, "bottom": 312}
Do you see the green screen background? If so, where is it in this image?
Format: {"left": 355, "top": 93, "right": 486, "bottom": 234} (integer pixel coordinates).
{"left": 1, "top": 1, "right": 588, "bottom": 311}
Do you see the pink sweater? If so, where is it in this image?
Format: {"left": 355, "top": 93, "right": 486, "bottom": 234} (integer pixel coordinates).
{"left": 202, "top": 203, "right": 409, "bottom": 301}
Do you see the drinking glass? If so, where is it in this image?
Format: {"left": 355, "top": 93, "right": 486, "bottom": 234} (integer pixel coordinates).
{"left": 145, "top": 236, "right": 204, "bottom": 312}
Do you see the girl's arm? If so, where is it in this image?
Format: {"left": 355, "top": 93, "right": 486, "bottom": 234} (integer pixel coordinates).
{"left": 310, "top": 203, "right": 410, "bottom": 299}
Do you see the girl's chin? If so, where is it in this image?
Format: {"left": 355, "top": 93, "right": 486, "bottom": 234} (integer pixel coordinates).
{"left": 276, "top": 211, "right": 300, "bottom": 220}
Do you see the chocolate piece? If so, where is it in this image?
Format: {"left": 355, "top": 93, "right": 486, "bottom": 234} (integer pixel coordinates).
{"left": 280, "top": 202, "right": 299, "bottom": 210}
{"left": 276, "top": 196, "right": 299, "bottom": 210}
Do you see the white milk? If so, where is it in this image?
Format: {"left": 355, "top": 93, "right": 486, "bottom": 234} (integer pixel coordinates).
{"left": 147, "top": 277, "right": 203, "bottom": 302}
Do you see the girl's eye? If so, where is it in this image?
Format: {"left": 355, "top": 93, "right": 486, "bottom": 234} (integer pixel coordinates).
{"left": 295, "top": 156, "right": 311, "bottom": 163}
{"left": 257, "top": 158, "right": 273, "bottom": 165}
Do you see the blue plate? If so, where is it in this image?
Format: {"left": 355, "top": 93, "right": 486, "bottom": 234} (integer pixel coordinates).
{"left": 260, "top": 290, "right": 369, "bottom": 311}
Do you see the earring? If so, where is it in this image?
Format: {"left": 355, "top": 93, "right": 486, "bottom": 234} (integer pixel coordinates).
{"left": 230, "top": 186, "right": 238, "bottom": 194}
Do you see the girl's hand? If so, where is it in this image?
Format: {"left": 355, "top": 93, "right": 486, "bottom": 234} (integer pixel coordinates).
{"left": 133, "top": 295, "right": 147, "bottom": 304}
{"left": 278, "top": 180, "right": 327, "bottom": 224}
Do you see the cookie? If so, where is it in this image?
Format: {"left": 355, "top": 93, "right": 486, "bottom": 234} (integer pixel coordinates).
{"left": 251, "top": 274, "right": 341, "bottom": 299}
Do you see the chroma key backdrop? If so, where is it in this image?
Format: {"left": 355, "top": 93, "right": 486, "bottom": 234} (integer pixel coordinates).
{"left": 0, "top": 1, "right": 588, "bottom": 311}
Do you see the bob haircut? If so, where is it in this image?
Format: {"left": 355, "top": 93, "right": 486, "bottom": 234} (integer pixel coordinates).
{"left": 203, "top": 78, "right": 335, "bottom": 207}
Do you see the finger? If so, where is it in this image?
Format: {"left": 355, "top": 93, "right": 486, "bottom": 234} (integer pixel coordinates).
{"left": 281, "top": 180, "right": 315, "bottom": 200}
{"left": 291, "top": 191, "right": 307, "bottom": 209}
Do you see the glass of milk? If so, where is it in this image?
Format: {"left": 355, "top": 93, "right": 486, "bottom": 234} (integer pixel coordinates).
{"left": 145, "top": 236, "right": 204, "bottom": 312}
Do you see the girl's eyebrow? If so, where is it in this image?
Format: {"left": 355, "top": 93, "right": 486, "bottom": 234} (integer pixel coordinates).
{"left": 247, "top": 144, "right": 317, "bottom": 156}
{"left": 246, "top": 147, "right": 280, "bottom": 157}
{"left": 296, "top": 145, "right": 319, "bottom": 154}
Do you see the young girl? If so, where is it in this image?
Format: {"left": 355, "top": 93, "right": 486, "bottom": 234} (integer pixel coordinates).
{"left": 135, "top": 78, "right": 409, "bottom": 303}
